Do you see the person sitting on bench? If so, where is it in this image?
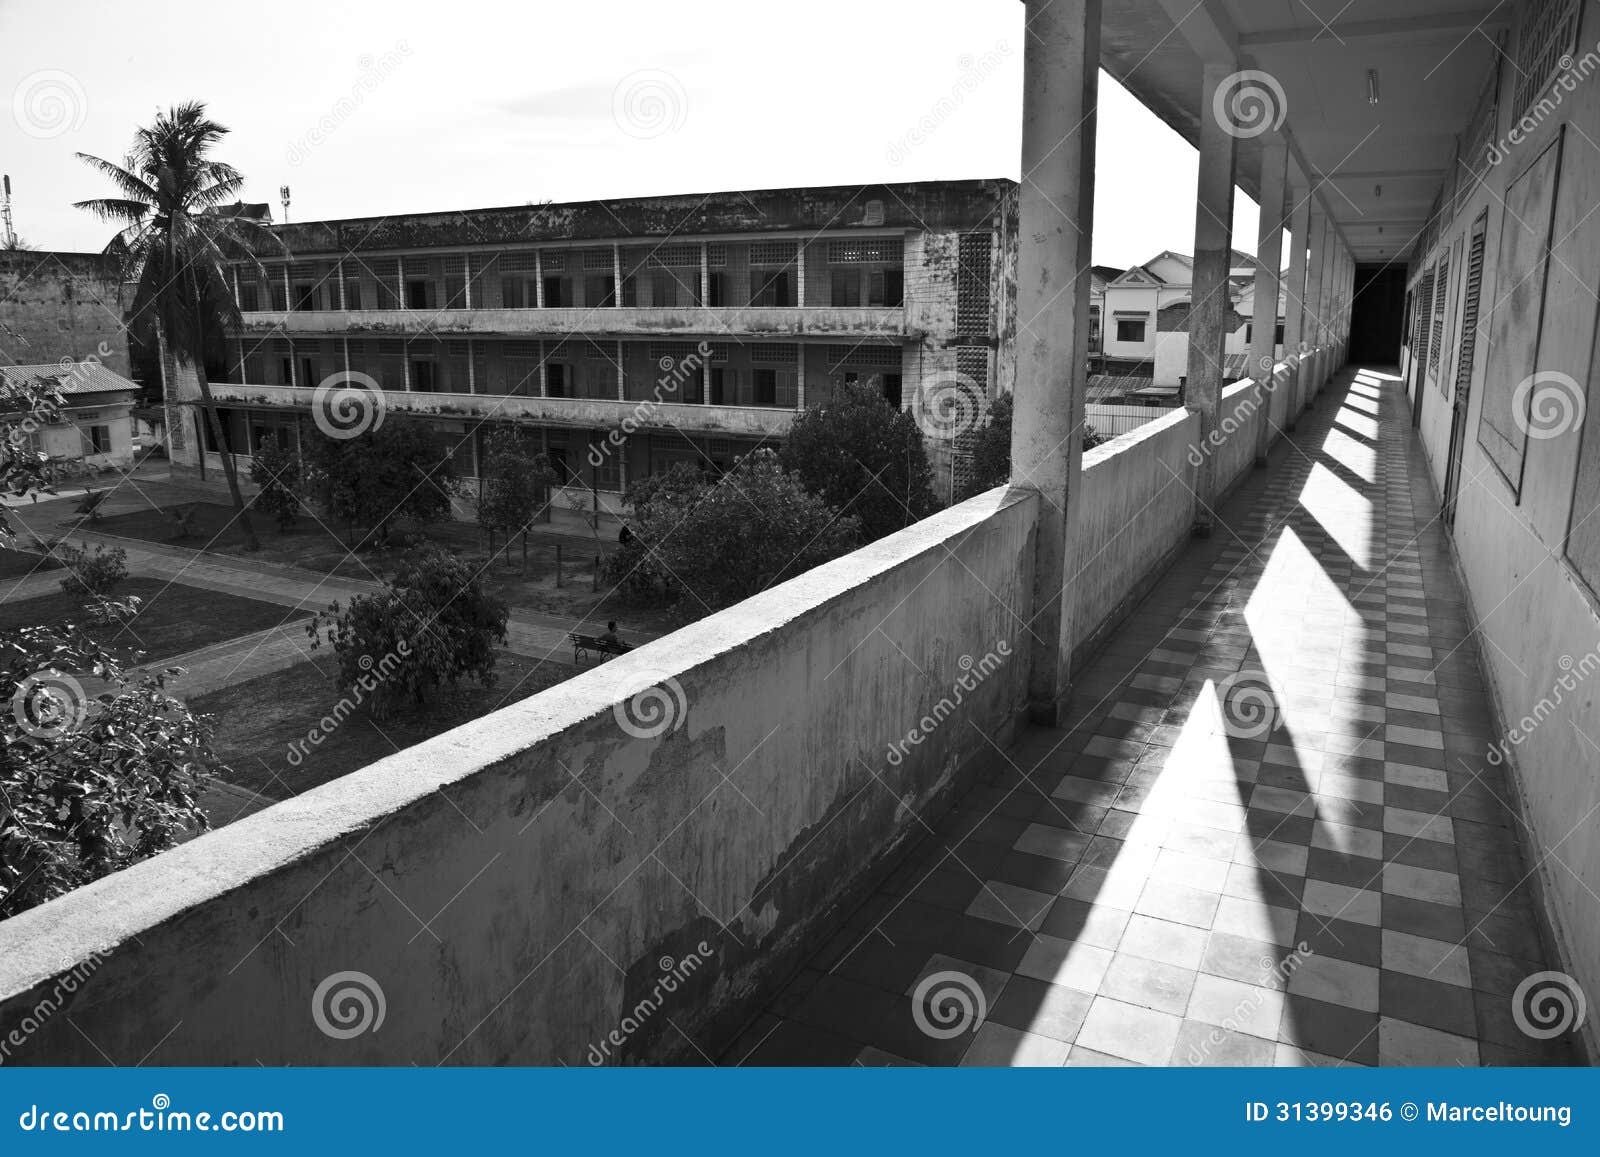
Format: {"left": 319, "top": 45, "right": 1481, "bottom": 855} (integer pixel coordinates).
{"left": 600, "top": 621, "right": 622, "bottom": 647}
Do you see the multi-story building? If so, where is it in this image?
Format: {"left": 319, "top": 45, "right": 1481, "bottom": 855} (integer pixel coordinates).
{"left": 169, "top": 180, "right": 1020, "bottom": 511}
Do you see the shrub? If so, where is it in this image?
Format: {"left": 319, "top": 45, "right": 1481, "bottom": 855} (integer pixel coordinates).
{"left": 56, "top": 542, "right": 129, "bottom": 597}
{"left": 307, "top": 547, "right": 509, "bottom": 720}
{"left": 958, "top": 393, "right": 1108, "bottom": 500}
{"left": 306, "top": 417, "right": 459, "bottom": 547}
{"left": 614, "top": 450, "right": 858, "bottom": 610}
{"left": 249, "top": 432, "right": 303, "bottom": 531}
{"left": 477, "top": 427, "right": 555, "bottom": 558}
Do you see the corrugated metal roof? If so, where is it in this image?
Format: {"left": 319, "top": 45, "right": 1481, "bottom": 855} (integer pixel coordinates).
{"left": 0, "top": 361, "right": 139, "bottom": 397}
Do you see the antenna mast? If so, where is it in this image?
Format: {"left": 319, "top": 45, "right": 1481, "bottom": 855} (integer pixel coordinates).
{"left": 1, "top": 176, "right": 16, "bottom": 248}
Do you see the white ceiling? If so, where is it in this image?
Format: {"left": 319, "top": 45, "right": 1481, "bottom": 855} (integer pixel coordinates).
{"left": 1098, "top": 1, "right": 1510, "bottom": 263}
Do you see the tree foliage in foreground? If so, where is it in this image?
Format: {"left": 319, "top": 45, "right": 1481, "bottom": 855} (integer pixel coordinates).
{"left": 306, "top": 417, "right": 459, "bottom": 547}
{"left": 2, "top": 384, "right": 216, "bottom": 920}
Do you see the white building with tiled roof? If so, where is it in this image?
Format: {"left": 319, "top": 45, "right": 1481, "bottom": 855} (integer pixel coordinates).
{"left": 0, "top": 360, "right": 139, "bottom": 471}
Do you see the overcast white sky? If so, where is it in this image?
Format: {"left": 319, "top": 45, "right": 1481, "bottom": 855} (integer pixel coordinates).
{"left": 1, "top": 0, "right": 1261, "bottom": 270}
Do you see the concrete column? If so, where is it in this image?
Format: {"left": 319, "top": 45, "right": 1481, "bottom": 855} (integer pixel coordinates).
{"left": 1301, "top": 204, "right": 1329, "bottom": 409}
{"left": 1281, "top": 188, "right": 1312, "bottom": 427}
{"left": 796, "top": 344, "right": 806, "bottom": 409}
{"left": 539, "top": 341, "right": 548, "bottom": 397}
{"left": 467, "top": 338, "right": 476, "bottom": 394}
{"left": 702, "top": 357, "right": 712, "bottom": 405}
{"left": 613, "top": 244, "right": 623, "bottom": 307}
{"left": 616, "top": 340, "right": 625, "bottom": 399}
{"left": 464, "top": 254, "right": 473, "bottom": 309}
{"left": 1010, "top": 0, "right": 1100, "bottom": 724}
{"left": 535, "top": 251, "right": 545, "bottom": 308}
{"left": 337, "top": 260, "right": 347, "bottom": 310}
{"left": 700, "top": 243, "right": 710, "bottom": 306}
{"left": 282, "top": 265, "right": 292, "bottom": 313}
{"left": 231, "top": 267, "right": 241, "bottom": 309}
{"left": 342, "top": 336, "right": 350, "bottom": 377}
{"left": 235, "top": 338, "right": 246, "bottom": 382}
{"left": 1250, "top": 141, "right": 1288, "bottom": 466}
{"left": 1185, "top": 62, "right": 1239, "bottom": 533}
{"left": 287, "top": 339, "right": 297, "bottom": 388}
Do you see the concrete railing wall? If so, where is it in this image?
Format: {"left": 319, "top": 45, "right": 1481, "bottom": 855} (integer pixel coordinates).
{"left": 0, "top": 488, "right": 1038, "bottom": 1065}
{"left": 1069, "top": 407, "right": 1200, "bottom": 662}
{"left": 1212, "top": 378, "right": 1268, "bottom": 499}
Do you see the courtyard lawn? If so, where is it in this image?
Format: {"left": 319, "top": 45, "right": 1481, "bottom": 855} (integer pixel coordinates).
{"left": 0, "top": 576, "right": 305, "bottom": 662}
{"left": 91, "top": 500, "right": 678, "bottom": 634}
{"left": 193, "top": 651, "right": 572, "bottom": 799}
{"left": 0, "top": 548, "right": 58, "bottom": 579}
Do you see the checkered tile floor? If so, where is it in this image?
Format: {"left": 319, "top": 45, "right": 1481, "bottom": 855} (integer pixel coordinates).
{"left": 727, "top": 366, "right": 1576, "bottom": 1067}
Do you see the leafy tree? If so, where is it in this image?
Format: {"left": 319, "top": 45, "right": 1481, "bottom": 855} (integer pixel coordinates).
{"left": 958, "top": 393, "right": 1108, "bottom": 500}
{"left": 56, "top": 543, "right": 129, "bottom": 597}
{"left": 307, "top": 548, "right": 509, "bottom": 721}
{"left": 75, "top": 102, "right": 280, "bottom": 551}
{"left": 615, "top": 450, "right": 858, "bottom": 610}
{"left": 1, "top": 384, "right": 216, "bottom": 920}
{"left": 603, "top": 462, "right": 707, "bottom": 603}
{"left": 307, "top": 417, "right": 459, "bottom": 548}
{"left": 477, "top": 427, "right": 554, "bottom": 564}
{"left": 249, "top": 432, "right": 302, "bottom": 531}
{"left": 779, "top": 382, "right": 936, "bottom": 542}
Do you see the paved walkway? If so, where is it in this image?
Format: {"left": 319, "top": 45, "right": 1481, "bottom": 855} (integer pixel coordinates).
{"left": 731, "top": 367, "right": 1574, "bottom": 1067}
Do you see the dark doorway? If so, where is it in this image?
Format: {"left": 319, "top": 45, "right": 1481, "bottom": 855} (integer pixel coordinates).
{"left": 1351, "top": 264, "right": 1406, "bottom": 364}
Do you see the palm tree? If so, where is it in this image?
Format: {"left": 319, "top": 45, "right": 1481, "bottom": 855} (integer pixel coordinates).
{"left": 75, "top": 102, "right": 277, "bottom": 550}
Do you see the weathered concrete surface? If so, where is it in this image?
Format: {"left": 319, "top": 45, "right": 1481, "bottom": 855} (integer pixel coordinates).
{"left": 0, "top": 487, "right": 1037, "bottom": 1065}
{"left": 205, "top": 383, "right": 797, "bottom": 439}
{"left": 1069, "top": 406, "right": 1198, "bottom": 665}
{"left": 242, "top": 306, "right": 913, "bottom": 341}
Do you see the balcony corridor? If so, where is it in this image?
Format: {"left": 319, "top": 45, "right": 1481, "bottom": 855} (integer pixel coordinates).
{"left": 731, "top": 365, "right": 1574, "bottom": 1067}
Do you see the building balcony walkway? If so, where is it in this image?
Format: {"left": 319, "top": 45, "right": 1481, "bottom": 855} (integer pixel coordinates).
{"left": 731, "top": 364, "right": 1574, "bottom": 1067}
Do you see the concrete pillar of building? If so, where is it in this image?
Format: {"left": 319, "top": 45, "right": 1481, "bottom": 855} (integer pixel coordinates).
{"left": 699, "top": 244, "right": 710, "bottom": 307}
{"left": 1281, "top": 186, "right": 1311, "bottom": 428}
{"left": 535, "top": 252, "right": 545, "bottom": 309}
{"left": 1009, "top": 0, "right": 1100, "bottom": 725}
{"left": 282, "top": 265, "right": 292, "bottom": 314}
{"left": 616, "top": 340, "right": 625, "bottom": 399}
{"left": 796, "top": 242, "right": 806, "bottom": 308}
{"left": 539, "top": 341, "right": 548, "bottom": 397}
{"left": 1301, "top": 204, "right": 1329, "bottom": 410}
{"left": 1184, "top": 62, "right": 1238, "bottom": 533}
{"left": 796, "top": 344, "right": 806, "bottom": 409}
{"left": 395, "top": 257, "right": 405, "bottom": 311}
{"left": 613, "top": 245, "right": 623, "bottom": 307}
{"left": 343, "top": 336, "right": 350, "bottom": 377}
{"left": 467, "top": 338, "right": 476, "bottom": 394}
{"left": 463, "top": 254, "right": 473, "bottom": 310}
{"left": 1250, "top": 140, "right": 1288, "bottom": 467}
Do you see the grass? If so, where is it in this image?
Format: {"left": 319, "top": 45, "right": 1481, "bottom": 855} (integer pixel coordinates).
{"left": 0, "top": 547, "right": 59, "bottom": 580}
{"left": 0, "top": 576, "right": 305, "bottom": 663}
{"left": 193, "top": 651, "right": 573, "bottom": 798}
{"left": 91, "top": 500, "right": 679, "bottom": 634}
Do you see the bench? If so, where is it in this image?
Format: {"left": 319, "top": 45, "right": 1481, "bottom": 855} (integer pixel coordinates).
{"left": 570, "top": 632, "right": 632, "bottom": 663}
